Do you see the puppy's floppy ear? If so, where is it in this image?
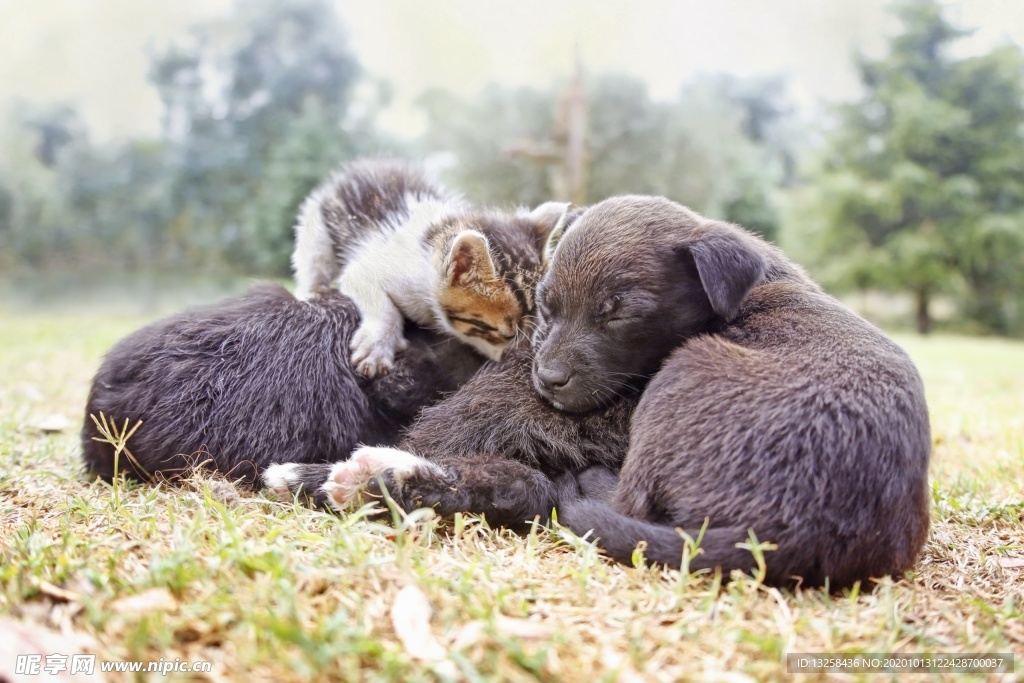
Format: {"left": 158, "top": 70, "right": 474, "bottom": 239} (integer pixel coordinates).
{"left": 678, "top": 224, "right": 766, "bottom": 321}
{"left": 446, "top": 230, "right": 497, "bottom": 286}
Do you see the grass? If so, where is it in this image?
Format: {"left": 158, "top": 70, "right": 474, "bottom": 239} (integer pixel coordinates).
{"left": 1, "top": 308, "right": 1022, "bottom": 682}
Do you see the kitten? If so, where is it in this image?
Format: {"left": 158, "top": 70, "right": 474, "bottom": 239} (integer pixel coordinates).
{"left": 292, "top": 158, "right": 569, "bottom": 376}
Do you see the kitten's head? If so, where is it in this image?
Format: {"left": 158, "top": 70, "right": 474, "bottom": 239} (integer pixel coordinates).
{"left": 432, "top": 203, "right": 573, "bottom": 361}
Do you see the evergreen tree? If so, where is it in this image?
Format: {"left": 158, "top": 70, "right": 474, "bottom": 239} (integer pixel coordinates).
{"left": 812, "top": 0, "right": 1024, "bottom": 333}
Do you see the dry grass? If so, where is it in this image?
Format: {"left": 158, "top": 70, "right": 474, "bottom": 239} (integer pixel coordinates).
{"left": 1, "top": 309, "right": 1022, "bottom": 682}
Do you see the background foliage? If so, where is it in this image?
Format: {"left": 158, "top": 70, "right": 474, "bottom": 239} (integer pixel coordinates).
{"left": 1, "top": 0, "right": 1022, "bottom": 334}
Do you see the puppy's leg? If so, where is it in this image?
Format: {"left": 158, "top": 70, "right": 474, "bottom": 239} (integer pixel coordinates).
{"left": 263, "top": 462, "right": 336, "bottom": 507}
{"left": 575, "top": 465, "right": 619, "bottom": 503}
{"left": 322, "top": 446, "right": 442, "bottom": 511}
{"left": 268, "top": 450, "right": 562, "bottom": 530}
{"left": 316, "top": 448, "right": 561, "bottom": 529}
{"left": 340, "top": 263, "right": 409, "bottom": 377}
{"left": 262, "top": 451, "right": 442, "bottom": 512}
{"left": 369, "top": 455, "right": 561, "bottom": 529}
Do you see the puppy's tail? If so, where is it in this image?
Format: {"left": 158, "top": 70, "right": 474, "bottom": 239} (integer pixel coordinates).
{"left": 559, "top": 498, "right": 772, "bottom": 575}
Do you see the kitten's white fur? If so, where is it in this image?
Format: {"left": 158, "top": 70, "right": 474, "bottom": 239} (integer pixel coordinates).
{"left": 293, "top": 172, "right": 568, "bottom": 377}
{"left": 292, "top": 190, "right": 462, "bottom": 376}
{"left": 292, "top": 182, "right": 339, "bottom": 302}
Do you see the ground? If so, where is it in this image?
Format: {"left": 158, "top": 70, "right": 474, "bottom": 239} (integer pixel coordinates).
{"left": 1, "top": 307, "right": 1022, "bottom": 682}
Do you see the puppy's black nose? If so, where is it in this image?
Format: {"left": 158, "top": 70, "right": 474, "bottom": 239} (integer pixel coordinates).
{"left": 535, "top": 364, "right": 572, "bottom": 392}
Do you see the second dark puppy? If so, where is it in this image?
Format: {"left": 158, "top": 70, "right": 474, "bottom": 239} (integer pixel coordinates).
{"left": 82, "top": 284, "right": 484, "bottom": 485}
{"left": 536, "top": 196, "right": 931, "bottom": 588}
{"left": 264, "top": 342, "right": 636, "bottom": 529}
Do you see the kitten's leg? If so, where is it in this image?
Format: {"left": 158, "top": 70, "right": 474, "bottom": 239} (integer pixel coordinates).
{"left": 339, "top": 263, "right": 409, "bottom": 377}
{"left": 292, "top": 195, "right": 339, "bottom": 301}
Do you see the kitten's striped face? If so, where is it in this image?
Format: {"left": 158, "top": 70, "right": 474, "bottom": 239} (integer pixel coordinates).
{"left": 439, "top": 284, "right": 523, "bottom": 360}
{"left": 432, "top": 207, "right": 564, "bottom": 361}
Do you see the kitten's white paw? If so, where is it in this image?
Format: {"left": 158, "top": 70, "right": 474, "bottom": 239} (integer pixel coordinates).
{"left": 350, "top": 324, "right": 407, "bottom": 377}
{"left": 263, "top": 463, "right": 300, "bottom": 499}
{"left": 321, "top": 447, "right": 436, "bottom": 511}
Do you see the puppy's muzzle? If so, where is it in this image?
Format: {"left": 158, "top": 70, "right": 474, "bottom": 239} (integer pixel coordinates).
{"left": 533, "top": 361, "right": 574, "bottom": 399}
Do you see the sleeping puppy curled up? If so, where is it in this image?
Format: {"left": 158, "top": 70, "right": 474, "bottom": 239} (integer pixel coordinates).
{"left": 81, "top": 285, "right": 485, "bottom": 485}
{"left": 265, "top": 340, "right": 636, "bottom": 530}
{"left": 268, "top": 195, "right": 929, "bottom": 589}
{"left": 540, "top": 196, "right": 931, "bottom": 589}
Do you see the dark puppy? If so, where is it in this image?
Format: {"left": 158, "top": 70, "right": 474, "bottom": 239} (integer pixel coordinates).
{"left": 82, "top": 284, "right": 484, "bottom": 485}
{"left": 539, "top": 196, "right": 930, "bottom": 588}
{"left": 265, "top": 342, "right": 636, "bottom": 530}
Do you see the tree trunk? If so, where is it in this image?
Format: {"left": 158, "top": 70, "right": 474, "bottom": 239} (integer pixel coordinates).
{"left": 915, "top": 288, "right": 931, "bottom": 335}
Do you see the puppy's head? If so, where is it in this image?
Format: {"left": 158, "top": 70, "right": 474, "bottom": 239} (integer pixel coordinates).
{"left": 531, "top": 195, "right": 768, "bottom": 413}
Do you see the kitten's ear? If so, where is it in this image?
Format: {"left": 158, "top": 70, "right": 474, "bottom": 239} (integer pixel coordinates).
{"left": 533, "top": 202, "right": 583, "bottom": 263}
{"left": 676, "top": 223, "right": 767, "bottom": 321}
{"left": 446, "top": 230, "right": 497, "bottom": 286}
{"left": 527, "top": 201, "right": 571, "bottom": 239}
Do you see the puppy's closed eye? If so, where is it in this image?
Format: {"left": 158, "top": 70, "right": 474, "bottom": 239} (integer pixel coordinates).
{"left": 605, "top": 315, "right": 639, "bottom": 327}
{"left": 595, "top": 297, "right": 621, "bottom": 323}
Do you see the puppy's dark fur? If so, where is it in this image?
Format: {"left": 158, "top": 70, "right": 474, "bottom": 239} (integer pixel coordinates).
{"left": 281, "top": 342, "right": 637, "bottom": 529}
{"left": 538, "top": 196, "right": 930, "bottom": 588}
{"left": 81, "top": 284, "right": 484, "bottom": 485}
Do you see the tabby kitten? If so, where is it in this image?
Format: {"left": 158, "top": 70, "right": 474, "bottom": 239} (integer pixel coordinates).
{"left": 292, "top": 158, "right": 567, "bottom": 376}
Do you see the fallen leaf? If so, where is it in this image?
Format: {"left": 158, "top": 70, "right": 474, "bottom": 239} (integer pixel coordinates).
{"left": 494, "top": 615, "right": 556, "bottom": 639}
{"left": 111, "top": 588, "right": 177, "bottom": 615}
{"left": 449, "top": 620, "right": 486, "bottom": 650}
{"left": 35, "top": 414, "right": 70, "bottom": 433}
{"left": 390, "top": 585, "right": 457, "bottom": 677}
{"left": 35, "top": 579, "right": 81, "bottom": 602}
{"left": 998, "top": 557, "right": 1024, "bottom": 569}
{"left": 391, "top": 585, "right": 446, "bottom": 661}
{"left": 0, "top": 616, "right": 103, "bottom": 682}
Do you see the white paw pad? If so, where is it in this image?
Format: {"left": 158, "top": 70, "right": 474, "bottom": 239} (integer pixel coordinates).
{"left": 321, "top": 447, "right": 435, "bottom": 511}
{"left": 263, "top": 463, "right": 300, "bottom": 499}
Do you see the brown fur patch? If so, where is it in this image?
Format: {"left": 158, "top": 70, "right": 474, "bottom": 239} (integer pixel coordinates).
{"left": 440, "top": 282, "right": 522, "bottom": 348}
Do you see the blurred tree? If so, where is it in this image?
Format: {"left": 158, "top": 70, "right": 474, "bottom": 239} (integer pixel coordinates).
{"left": 0, "top": 106, "right": 81, "bottom": 270}
{"left": 3, "top": 0, "right": 373, "bottom": 282}
{"left": 419, "top": 72, "right": 791, "bottom": 241}
{"left": 811, "top": 0, "right": 1024, "bottom": 333}
{"left": 418, "top": 85, "right": 555, "bottom": 207}
{"left": 18, "top": 103, "right": 87, "bottom": 168}
{"left": 148, "top": 0, "right": 367, "bottom": 275}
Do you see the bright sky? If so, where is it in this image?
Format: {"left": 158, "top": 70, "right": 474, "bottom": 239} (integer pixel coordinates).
{"left": 2, "top": 0, "right": 1022, "bottom": 142}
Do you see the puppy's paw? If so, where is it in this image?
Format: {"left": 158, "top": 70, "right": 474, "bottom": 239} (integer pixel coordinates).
{"left": 321, "top": 447, "right": 439, "bottom": 512}
{"left": 263, "top": 463, "right": 299, "bottom": 499}
{"left": 263, "top": 462, "right": 336, "bottom": 503}
{"left": 350, "top": 324, "right": 407, "bottom": 377}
